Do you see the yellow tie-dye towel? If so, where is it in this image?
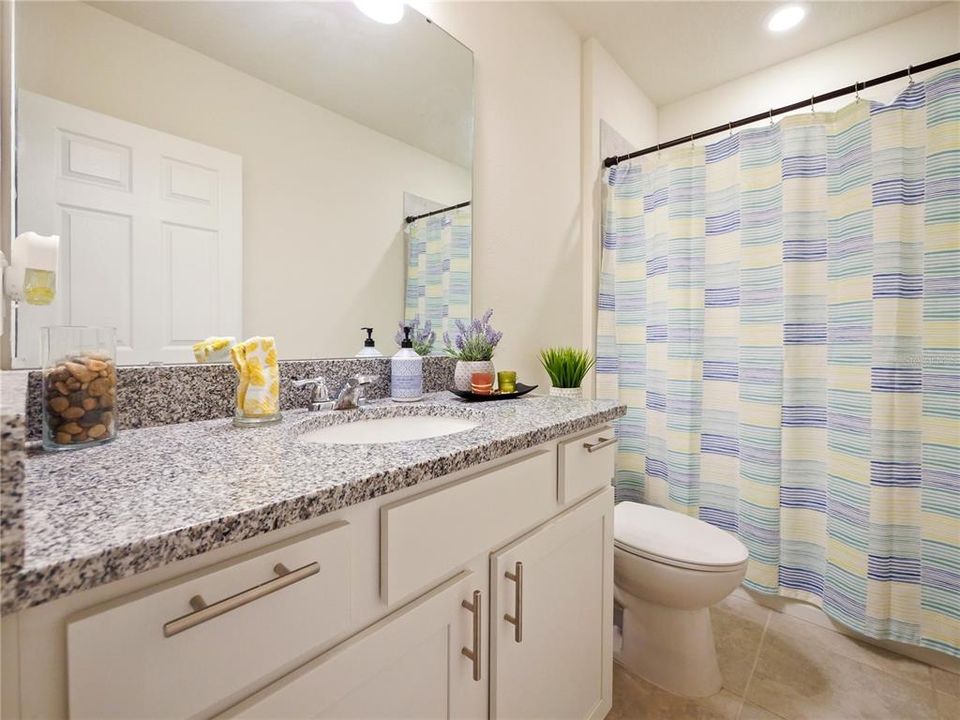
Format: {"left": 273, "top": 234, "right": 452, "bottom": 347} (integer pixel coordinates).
{"left": 193, "top": 336, "right": 236, "bottom": 363}
{"left": 230, "top": 337, "right": 280, "bottom": 417}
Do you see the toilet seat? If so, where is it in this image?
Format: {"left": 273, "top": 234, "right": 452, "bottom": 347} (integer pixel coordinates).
{"left": 614, "top": 502, "right": 749, "bottom": 573}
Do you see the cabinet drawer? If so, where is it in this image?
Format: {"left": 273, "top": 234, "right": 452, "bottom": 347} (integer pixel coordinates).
{"left": 558, "top": 426, "right": 616, "bottom": 504}
{"left": 381, "top": 448, "right": 556, "bottom": 604}
{"left": 219, "top": 570, "right": 482, "bottom": 719}
{"left": 67, "top": 521, "right": 351, "bottom": 719}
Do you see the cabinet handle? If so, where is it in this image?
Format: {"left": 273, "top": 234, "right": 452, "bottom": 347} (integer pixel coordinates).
{"left": 583, "top": 436, "right": 617, "bottom": 453}
{"left": 163, "top": 561, "right": 319, "bottom": 637}
{"left": 461, "top": 590, "right": 482, "bottom": 682}
{"left": 504, "top": 561, "right": 523, "bottom": 643}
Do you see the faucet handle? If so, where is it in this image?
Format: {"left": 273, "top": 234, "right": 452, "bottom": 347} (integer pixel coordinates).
{"left": 344, "top": 374, "right": 378, "bottom": 388}
{"left": 293, "top": 376, "right": 330, "bottom": 401}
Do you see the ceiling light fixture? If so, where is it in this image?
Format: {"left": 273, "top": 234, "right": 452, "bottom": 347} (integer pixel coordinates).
{"left": 766, "top": 4, "right": 807, "bottom": 33}
{"left": 354, "top": 1, "right": 405, "bottom": 25}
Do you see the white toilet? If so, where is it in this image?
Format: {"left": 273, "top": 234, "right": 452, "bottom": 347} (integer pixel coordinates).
{"left": 613, "top": 502, "right": 749, "bottom": 698}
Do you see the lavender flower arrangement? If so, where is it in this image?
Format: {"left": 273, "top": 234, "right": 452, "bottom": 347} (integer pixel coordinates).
{"left": 443, "top": 309, "right": 503, "bottom": 361}
{"left": 395, "top": 317, "right": 435, "bottom": 356}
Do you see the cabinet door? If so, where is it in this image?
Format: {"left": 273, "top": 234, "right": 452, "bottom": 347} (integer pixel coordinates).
{"left": 490, "top": 488, "right": 614, "bottom": 720}
{"left": 219, "top": 570, "right": 487, "bottom": 720}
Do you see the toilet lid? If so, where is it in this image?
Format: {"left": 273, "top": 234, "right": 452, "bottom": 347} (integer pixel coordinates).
{"left": 614, "top": 502, "right": 749, "bottom": 570}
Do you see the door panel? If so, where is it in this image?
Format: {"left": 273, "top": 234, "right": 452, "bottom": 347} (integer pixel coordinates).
{"left": 490, "top": 488, "right": 614, "bottom": 720}
{"left": 62, "top": 207, "right": 134, "bottom": 347}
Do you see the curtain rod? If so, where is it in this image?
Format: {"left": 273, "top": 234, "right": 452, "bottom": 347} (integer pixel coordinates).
{"left": 404, "top": 200, "right": 471, "bottom": 224}
{"left": 603, "top": 52, "right": 960, "bottom": 168}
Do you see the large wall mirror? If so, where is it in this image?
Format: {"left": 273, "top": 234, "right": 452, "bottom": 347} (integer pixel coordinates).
{"left": 11, "top": 0, "right": 473, "bottom": 366}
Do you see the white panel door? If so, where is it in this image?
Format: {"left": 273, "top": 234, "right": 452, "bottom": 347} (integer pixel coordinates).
{"left": 220, "top": 570, "right": 487, "bottom": 720}
{"left": 15, "top": 91, "right": 242, "bottom": 366}
{"left": 490, "top": 488, "right": 614, "bottom": 720}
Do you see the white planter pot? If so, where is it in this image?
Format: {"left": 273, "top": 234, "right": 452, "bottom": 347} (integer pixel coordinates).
{"left": 549, "top": 386, "right": 583, "bottom": 399}
{"left": 454, "top": 360, "right": 495, "bottom": 391}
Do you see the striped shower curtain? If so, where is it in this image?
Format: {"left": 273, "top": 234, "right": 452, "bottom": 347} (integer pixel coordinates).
{"left": 404, "top": 205, "right": 472, "bottom": 342}
{"left": 597, "top": 69, "right": 959, "bottom": 657}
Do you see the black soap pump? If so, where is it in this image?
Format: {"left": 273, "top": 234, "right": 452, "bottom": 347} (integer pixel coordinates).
{"left": 356, "top": 327, "right": 383, "bottom": 358}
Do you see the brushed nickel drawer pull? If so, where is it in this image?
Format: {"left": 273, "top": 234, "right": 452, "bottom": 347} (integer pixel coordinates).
{"left": 461, "top": 590, "right": 482, "bottom": 682}
{"left": 583, "top": 436, "right": 617, "bottom": 453}
{"left": 163, "top": 561, "right": 320, "bottom": 637}
{"left": 504, "top": 561, "right": 523, "bottom": 643}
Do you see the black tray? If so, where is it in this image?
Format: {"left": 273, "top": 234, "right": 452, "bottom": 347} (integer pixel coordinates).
{"left": 449, "top": 383, "right": 538, "bottom": 402}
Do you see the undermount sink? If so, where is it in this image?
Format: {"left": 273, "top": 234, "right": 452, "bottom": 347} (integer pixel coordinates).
{"left": 299, "top": 414, "right": 479, "bottom": 445}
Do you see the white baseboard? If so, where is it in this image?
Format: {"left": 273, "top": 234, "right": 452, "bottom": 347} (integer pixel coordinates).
{"left": 731, "top": 587, "right": 960, "bottom": 675}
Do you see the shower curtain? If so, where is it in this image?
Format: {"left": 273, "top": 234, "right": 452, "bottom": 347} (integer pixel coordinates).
{"left": 597, "top": 68, "right": 959, "bottom": 657}
{"left": 404, "top": 205, "right": 472, "bottom": 342}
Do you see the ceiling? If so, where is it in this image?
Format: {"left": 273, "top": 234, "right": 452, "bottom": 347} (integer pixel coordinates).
{"left": 91, "top": 1, "right": 474, "bottom": 168}
{"left": 553, "top": 1, "right": 943, "bottom": 105}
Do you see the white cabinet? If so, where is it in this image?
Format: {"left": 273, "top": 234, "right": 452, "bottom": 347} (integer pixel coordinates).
{"left": 490, "top": 488, "right": 614, "bottom": 720}
{"left": 67, "top": 521, "right": 352, "bottom": 720}
{"left": 13, "top": 427, "right": 615, "bottom": 720}
{"left": 220, "top": 570, "right": 488, "bottom": 720}
{"left": 381, "top": 448, "right": 556, "bottom": 604}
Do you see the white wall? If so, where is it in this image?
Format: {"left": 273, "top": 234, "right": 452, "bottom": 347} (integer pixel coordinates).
{"left": 413, "top": 1, "right": 584, "bottom": 386}
{"left": 0, "top": 2, "right": 12, "bottom": 369}
{"left": 659, "top": 3, "right": 960, "bottom": 140}
{"left": 15, "top": 1, "right": 471, "bottom": 361}
{"left": 580, "top": 38, "right": 658, "bottom": 395}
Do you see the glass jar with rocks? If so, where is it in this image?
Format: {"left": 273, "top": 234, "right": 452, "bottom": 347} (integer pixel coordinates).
{"left": 41, "top": 326, "right": 118, "bottom": 451}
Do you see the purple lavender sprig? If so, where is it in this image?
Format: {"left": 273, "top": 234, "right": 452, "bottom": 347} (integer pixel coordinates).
{"left": 443, "top": 309, "right": 502, "bottom": 361}
{"left": 396, "top": 317, "right": 436, "bottom": 356}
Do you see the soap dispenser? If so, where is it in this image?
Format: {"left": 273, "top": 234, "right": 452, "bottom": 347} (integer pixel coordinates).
{"left": 391, "top": 326, "right": 423, "bottom": 402}
{"left": 356, "top": 327, "right": 383, "bottom": 358}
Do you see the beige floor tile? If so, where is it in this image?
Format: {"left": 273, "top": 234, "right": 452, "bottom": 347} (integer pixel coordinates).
{"left": 745, "top": 621, "right": 939, "bottom": 720}
{"left": 931, "top": 667, "right": 960, "bottom": 697}
{"left": 610, "top": 663, "right": 743, "bottom": 720}
{"left": 935, "top": 690, "right": 959, "bottom": 720}
{"left": 711, "top": 597, "right": 770, "bottom": 695}
{"left": 764, "top": 612, "right": 932, "bottom": 688}
{"left": 739, "top": 702, "right": 787, "bottom": 720}
{"left": 718, "top": 594, "right": 772, "bottom": 622}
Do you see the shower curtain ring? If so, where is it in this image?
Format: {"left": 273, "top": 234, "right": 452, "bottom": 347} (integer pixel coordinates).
{"left": 728, "top": 121, "right": 733, "bottom": 137}
{"left": 656, "top": 143, "right": 661, "bottom": 157}
{"left": 689, "top": 134, "right": 694, "bottom": 148}
{"left": 855, "top": 81, "right": 861, "bottom": 102}
{"left": 908, "top": 65, "right": 914, "bottom": 85}
{"left": 769, "top": 108, "right": 774, "bottom": 126}
{"left": 810, "top": 94, "right": 815, "bottom": 113}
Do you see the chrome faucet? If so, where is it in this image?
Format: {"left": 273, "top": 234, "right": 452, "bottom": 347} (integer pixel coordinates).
{"left": 334, "top": 375, "right": 378, "bottom": 410}
{"left": 292, "top": 376, "right": 334, "bottom": 411}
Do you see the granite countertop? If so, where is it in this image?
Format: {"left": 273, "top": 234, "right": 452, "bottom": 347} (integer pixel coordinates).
{"left": 5, "top": 392, "right": 625, "bottom": 613}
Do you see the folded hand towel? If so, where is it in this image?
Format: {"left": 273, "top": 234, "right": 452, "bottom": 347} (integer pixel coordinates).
{"left": 230, "top": 337, "right": 280, "bottom": 417}
{"left": 193, "top": 336, "right": 236, "bottom": 363}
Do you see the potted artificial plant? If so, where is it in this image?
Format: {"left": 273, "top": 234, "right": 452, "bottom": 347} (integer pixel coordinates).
{"left": 444, "top": 309, "right": 502, "bottom": 391}
{"left": 538, "top": 347, "right": 595, "bottom": 399}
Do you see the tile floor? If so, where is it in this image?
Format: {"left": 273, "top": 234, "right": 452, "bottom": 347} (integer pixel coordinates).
{"left": 608, "top": 594, "right": 960, "bottom": 720}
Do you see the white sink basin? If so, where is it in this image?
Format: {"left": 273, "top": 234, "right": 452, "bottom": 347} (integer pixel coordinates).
{"left": 300, "top": 414, "right": 478, "bottom": 445}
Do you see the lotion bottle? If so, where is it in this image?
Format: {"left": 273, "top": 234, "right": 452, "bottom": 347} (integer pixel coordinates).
{"left": 356, "top": 327, "right": 383, "bottom": 358}
{"left": 391, "top": 326, "right": 422, "bottom": 402}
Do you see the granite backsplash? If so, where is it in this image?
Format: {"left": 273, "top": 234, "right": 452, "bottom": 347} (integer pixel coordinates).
{"left": 22, "top": 356, "right": 455, "bottom": 441}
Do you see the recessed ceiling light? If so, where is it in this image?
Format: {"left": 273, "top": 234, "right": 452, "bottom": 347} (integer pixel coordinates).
{"left": 354, "top": 1, "right": 405, "bottom": 25}
{"left": 766, "top": 4, "right": 807, "bottom": 33}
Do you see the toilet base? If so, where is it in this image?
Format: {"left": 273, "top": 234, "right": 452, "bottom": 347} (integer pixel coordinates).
{"left": 615, "top": 588, "right": 723, "bottom": 698}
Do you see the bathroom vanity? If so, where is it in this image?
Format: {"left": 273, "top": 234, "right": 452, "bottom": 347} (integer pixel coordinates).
{"left": 0, "top": 394, "right": 624, "bottom": 719}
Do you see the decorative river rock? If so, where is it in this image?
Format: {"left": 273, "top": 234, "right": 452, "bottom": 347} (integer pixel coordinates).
{"left": 42, "top": 354, "right": 118, "bottom": 449}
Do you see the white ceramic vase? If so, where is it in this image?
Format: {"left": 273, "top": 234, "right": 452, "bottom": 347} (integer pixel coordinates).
{"left": 454, "top": 360, "right": 495, "bottom": 391}
{"left": 549, "top": 386, "right": 583, "bottom": 399}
